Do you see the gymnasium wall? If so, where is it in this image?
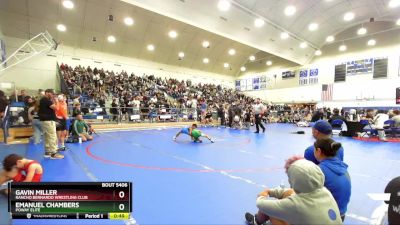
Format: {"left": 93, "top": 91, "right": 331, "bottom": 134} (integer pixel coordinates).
{"left": 240, "top": 43, "right": 400, "bottom": 107}
{"left": 0, "top": 36, "right": 234, "bottom": 92}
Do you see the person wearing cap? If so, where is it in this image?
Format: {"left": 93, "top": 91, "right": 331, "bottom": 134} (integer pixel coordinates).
{"left": 38, "top": 89, "right": 64, "bottom": 159}
{"left": 304, "top": 120, "right": 344, "bottom": 165}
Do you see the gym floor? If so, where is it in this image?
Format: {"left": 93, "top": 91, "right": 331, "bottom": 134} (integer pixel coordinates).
{"left": 2, "top": 123, "right": 399, "bottom": 225}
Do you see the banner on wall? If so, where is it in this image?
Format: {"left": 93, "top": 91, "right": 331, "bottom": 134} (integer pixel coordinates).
{"left": 253, "top": 77, "right": 260, "bottom": 90}
{"left": 282, "top": 71, "right": 295, "bottom": 79}
{"left": 397, "top": 87, "right": 400, "bottom": 105}
{"left": 235, "top": 80, "right": 241, "bottom": 91}
{"left": 346, "top": 58, "right": 373, "bottom": 75}
{"left": 260, "top": 75, "right": 267, "bottom": 89}
{"left": 246, "top": 78, "right": 252, "bottom": 91}
{"left": 299, "top": 69, "right": 308, "bottom": 86}
{"left": 235, "top": 76, "right": 268, "bottom": 91}
{"left": 309, "top": 69, "right": 319, "bottom": 84}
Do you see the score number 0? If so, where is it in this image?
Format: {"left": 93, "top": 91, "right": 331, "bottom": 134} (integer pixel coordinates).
{"left": 118, "top": 191, "right": 126, "bottom": 211}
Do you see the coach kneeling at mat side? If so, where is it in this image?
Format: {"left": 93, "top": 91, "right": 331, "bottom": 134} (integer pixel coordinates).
{"left": 71, "top": 114, "right": 93, "bottom": 142}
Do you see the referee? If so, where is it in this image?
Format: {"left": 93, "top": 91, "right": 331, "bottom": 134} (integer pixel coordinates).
{"left": 253, "top": 98, "right": 266, "bottom": 133}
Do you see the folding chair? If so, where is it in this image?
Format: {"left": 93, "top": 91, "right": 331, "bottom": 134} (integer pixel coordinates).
{"left": 383, "top": 120, "right": 394, "bottom": 138}
{"left": 331, "top": 119, "right": 344, "bottom": 136}
{"left": 360, "top": 119, "right": 377, "bottom": 138}
{"left": 384, "top": 120, "right": 400, "bottom": 138}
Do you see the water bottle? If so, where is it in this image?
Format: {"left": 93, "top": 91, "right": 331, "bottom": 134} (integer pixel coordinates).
{"left": 126, "top": 217, "right": 137, "bottom": 225}
{"left": 78, "top": 137, "right": 82, "bottom": 144}
{"left": 280, "top": 180, "right": 286, "bottom": 189}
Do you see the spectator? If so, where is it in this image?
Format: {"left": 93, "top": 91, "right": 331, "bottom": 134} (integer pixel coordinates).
{"left": 55, "top": 94, "right": 68, "bottom": 151}
{"left": 373, "top": 110, "right": 390, "bottom": 141}
{"left": 38, "top": 89, "right": 64, "bottom": 159}
{"left": 71, "top": 114, "right": 93, "bottom": 142}
{"left": 245, "top": 159, "right": 343, "bottom": 225}
{"left": 304, "top": 120, "right": 344, "bottom": 165}
{"left": 384, "top": 176, "right": 400, "bottom": 225}
{"left": 313, "top": 138, "right": 351, "bottom": 221}
{"left": 243, "top": 109, "right": 251, "bottom": 130}
{"left": 216, "top": 104, "right": 225, "bottom": 126}
{"left": 17, "top": 89, "right": 29, "bottom": 103}
{"left": 110, "top": 99, "right": 119, "bottom": 122}
{"left": 392, "top": 110, "right": 400, "bottom": 128}
{"left": 328, "top": 109, "right": 346, "bottom": 124}
{"left": 0, "top": 90, "right": 9, "bottom": 119}
{"left": 311, "top": 109, "right": 324, "bottom": 122}
{"left": 27, "top": 98, "right": 41, "bottom": 144}
{"left": 72, "top": 103, "right": 82, "bottom": 117}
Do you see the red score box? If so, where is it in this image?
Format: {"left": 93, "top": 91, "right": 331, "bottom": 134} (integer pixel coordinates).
{"left": 112, "top": 189, "right": 130, "bottom": 201}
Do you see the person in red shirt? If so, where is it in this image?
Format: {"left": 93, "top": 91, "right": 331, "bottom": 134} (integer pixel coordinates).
{"left": 0, "top": 154, "right": 43, "bottom": 185}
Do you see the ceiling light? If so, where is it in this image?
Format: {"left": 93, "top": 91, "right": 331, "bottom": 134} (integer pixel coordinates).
{"left": 326, "top": 35, "right": 335, "bottom": 42}
{"left": 62, "top": 0, "right": 74, "bottom": 9}
{"left": 315, "top": 50, "right": 322, "bottom": 56}
{"left": 249, "top": 55, "right": 256, "bottom": 61}
{"left": 343, "top": 12, "right": 355, "bottom": 21}
{"left": 228, "top": 49, "right": 236, "bottom": 55}
{"left": 107, "top": 35, "right": 116, "bottom": 43}
{"left": 217, "top": 0, "right": 231, "bottom": 11}
{"left": 168, "top": 30, "right": 178, "bottom": 38}
{"left": 147, "top": 44, "right": 155, "bottom": 51}
{"left": 280, "top": 32, "right": 289, "bottom": 39}
{"left": 389, "top": 0, "right": 400, "bottom": 8}
{"left": 284, "top": 5, "right": 296, "bottom": 16}
{"left": 57, "top": 24, "right": 66, "bottom": 32}
{"left": 300, "top": 42, "right": 308, "bottom": 48}
{"left": 224, "top": 63, "right": 229, "bottom": 68}
{"left": 308, "top": 23, "right": 319, "bottom": 31}
{"left": 396, "top": 18, "right": 400, "bottom": 25}
{"left": 202, "top": 41, "right": 210, "bottom": 48}
{"left": 266, "top": 60, "right": 272, "bottom": 66}
{"left": 357, "top": 27, "right": 367, "bottom": 35}
{"left": 124, "top": 17, "right": 134, "bottom": 26}
{"left": 240, "top": 66, "right": 246, "bottom": 72}
{"left": 339, "top": 45, "right": 347, "bottom": 51}
{"left": 367, "top": 39, "right": 376, "bottom": 46}
{"left": 254, "top": 18, "right": 265, "bottom": 27}
{"left": 178, "top": 52, "right": 185, "bottom": 58}
{"left": 203, "top": 58, "right": 209, "bottom": 64}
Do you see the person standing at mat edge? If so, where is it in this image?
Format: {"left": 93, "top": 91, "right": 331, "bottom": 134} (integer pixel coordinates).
{"left": 38, "top": 89, "right": 64, "bottom": 159}
{"left": 253, "top": 98, "right": 266, "bottom": 133}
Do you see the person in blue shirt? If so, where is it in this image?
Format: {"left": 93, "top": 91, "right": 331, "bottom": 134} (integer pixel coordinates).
{"left": 173, "top": 124, "right": 197, "bottom": 141}
{"left": 314, "top": 138, "right": 351, "bottom": 221}
{"left": 304, "top": 120, "right": 344, "bottom": 164}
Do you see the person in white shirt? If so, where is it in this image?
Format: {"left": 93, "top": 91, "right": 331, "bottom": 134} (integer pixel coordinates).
{"left": 392, "top": 110, "right": 400, "bottom": 128}
{"left": 132, "top": 97, "right": 140, "bottom": 114}
{"left": 372, "top": 110, "right": 389, "bottom": 141}
{"left": 253, "top": 98, "right": 266, "bottom": 133}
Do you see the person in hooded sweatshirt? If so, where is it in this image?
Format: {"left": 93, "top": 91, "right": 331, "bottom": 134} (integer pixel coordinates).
{"left": 245, "top": 158, "right": 343, "bottom": 225}
{"left": 313, "top": 138, "right": 351, "bottom": 221}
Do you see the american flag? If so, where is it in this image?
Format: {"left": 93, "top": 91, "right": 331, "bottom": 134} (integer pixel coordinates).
{"left": 321, "top": 84, "right": 333, "bottom": 101}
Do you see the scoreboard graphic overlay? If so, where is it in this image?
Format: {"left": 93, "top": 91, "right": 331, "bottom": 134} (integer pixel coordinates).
{"left": 8, "top": 182, "right": 132, "bottom": 220}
